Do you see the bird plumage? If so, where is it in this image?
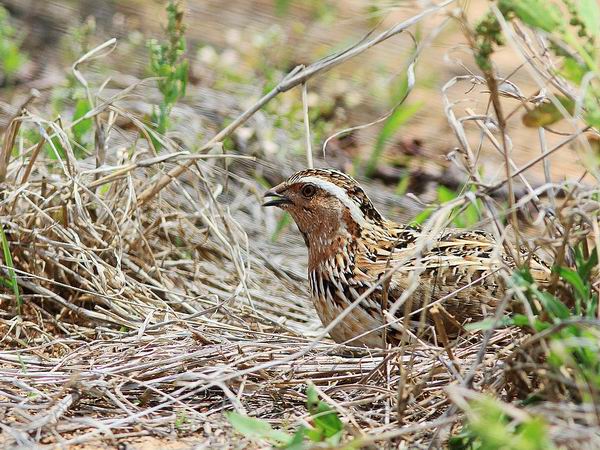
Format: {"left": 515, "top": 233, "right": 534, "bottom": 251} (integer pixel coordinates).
{"left": 263, "top": 168, "right": 549, "bottom": 348}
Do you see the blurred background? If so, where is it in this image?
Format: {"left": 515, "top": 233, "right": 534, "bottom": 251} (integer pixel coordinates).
{"left": 2, "top": 0, "right": 590, "bottom": 225}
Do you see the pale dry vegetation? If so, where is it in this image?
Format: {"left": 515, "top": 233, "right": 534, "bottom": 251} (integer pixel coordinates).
{"left": 0, "top": 1, "right": 599, "bottom": 449}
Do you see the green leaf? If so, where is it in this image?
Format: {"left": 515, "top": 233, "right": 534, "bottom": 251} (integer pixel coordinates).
{"left": 365, "top": 101, "right": 424, "bottom": 177}
{"left": 560, "top": 57, "right": 587, "bottom": 84}
{"left": 286, "top": 427, "right": 309, "bottom": 450}
{"left": 584, "top": 107, "right": 600, "bottom": 129}
{"left": 577, "top": 0, "right": 600, "bottom": 38}
{"left": 178, "top": 59, "right": 189, "bottom": 93}
{"left": 437, "top": 185, "right": 457, "bottom": 203}
{"left": 465, "top": 317, "right": 503, "bottom": 331}
{"left": 45, "top": 134, "right": 67, "bottom": 161}
{"left": 411, "top": 207, "right": 433, "bottom": 226}
{"left": 533, "top": 289, "right": 571, "bottom": 320}
{"left": 500, "top": 0, "right": 563, "bottom": 32}
{"left": 512, "top": 267, "right": 572, "bottom": 322}
{"left": 522, "top": 96, "right": 575, "bottom": 127}
{"left": 466, "top": 314, "right": 534, "bottom": 331}
{"left": 462, "top": 202, "right": 480, "bottom": 228}
{"left": 521, "top": 393, "right": 543, "bottom": 406}
{"left": 0, "top": 225, "right": 22, "bottom": 315}
{"left": 556, "top": 266, "right": 587, "bottom": 301}
{"left": 304, "top": 426, "right": 324, "bottom": 443}
{"left": 454, "top": 396, "right": 554, "bottom": 450}
{"left": 436, "top": 185, "right": 480, "bottom": 228}
{"left": 511, "top": 314, "right": 533, "bottom": 327}
{"left": 395, "top": 174, "right": 410, "bottom": 196}
{"left": 72, "top": 98, "right": 92, "bottom": 144}
{"left": 464, "top": 319, "right": 496, "bottom": 331}
{"left": 577, "top": 248, "right": 598, "bottom": 281}
{"left": 274, "top": 0, "right": 292, "bottom": 16}
{"left": 516, "top": 417, "right": 553, "bottom": 449}
{"left": 306, "top": 385, "right": 343, "bottom": 443}
{"left": 271, "top": 212, "right": 292, "bottom": 242}
{"left": 226, "top": 412, "right": 292, "bottom": 446}
{"left": 0, "top": 6, "right": 28, "bottom": 80}
{"left": 532, "top": 319, "right": 551, "bottom": 333}
{"left": 512, "top": 267, "right": 535, "bottom": 286}
{"left": 3, "top": 46, "right": 23, "bottom": 76}
{"left": 306, "top": 385, "right": 319, "bottom": 408}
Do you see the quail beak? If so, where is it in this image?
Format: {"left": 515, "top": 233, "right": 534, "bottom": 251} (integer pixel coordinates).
{"left": 262, "top": 187, "right": 292, "bottom": 207}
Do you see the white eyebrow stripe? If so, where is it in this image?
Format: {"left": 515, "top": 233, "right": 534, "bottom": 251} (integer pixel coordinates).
{"left": 294, "top": 176, "right": 366, "bottom": 226}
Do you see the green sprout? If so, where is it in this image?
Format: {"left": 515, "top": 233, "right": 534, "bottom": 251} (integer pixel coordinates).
{"left": 147, "top": 0, "right": 189, "bottom": 147}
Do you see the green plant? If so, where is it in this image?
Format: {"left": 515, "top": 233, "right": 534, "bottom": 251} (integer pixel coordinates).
{"left": 71, "top": 97, "right": 93, "bottom": 146}
{"left": 67, "top": 20, "right": 96, "bottom": 150}
{"left": 512, "top": 245, "right": 599, "bottom": 389}
{"left": 470, "top": 242, "right": 599, "bottom": 406}
{"left": 174, "top": 410, "right": 189, "bottom": 430}
{"left": 0, "top": 6, "right": 29, "bottom": 84}
{"left": 60, "top": 16, "right": 97, "bottom": 64}
{"left": 0, "top": 225, "right": 22, "bottom": 315}
{"left": 395, "top": 173, "right": 411, "bottom": 196}
{"left": 410, "top": 206, "right": 434, "bottom": 226}
{"left": 473, "top": 0, "right": 600, "bottom": 129}
{"left": 364, "top": 75, "right": 424, "bottom": 178}
{"left": 512, "top": 245, "right": 598, "bottom": 325}
{"left": 147, "top": 0, "right": 189, "bottom": 146}
{"left": 271, "top": 212, "right": 293, "bottom": 242}
{"left": 227, "top": 384, "right": 344, "bottom": 449}
{"left": 449, "top": 396, "right": 554, "bottom": 450}
{"left": 437, "top": 185, "right": 482, "bottom": 228}
{"left": 469, "top": 244, "right": 598, "bottom": 331}
{"left": 46, "top": 20, "right": 97, "bottom": 160}
{"left": 409, "top": 184, "right": 482, "bottom": 228}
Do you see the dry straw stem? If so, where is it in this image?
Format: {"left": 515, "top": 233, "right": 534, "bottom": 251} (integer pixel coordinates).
{"left": 301, "top": 80, "right": 313, "bottom": 169}
{"left": 0, "top": 91, "right": 39, "bottom": 183}
{"left": 71, "top": 37, "right": 118, "bottom": 169}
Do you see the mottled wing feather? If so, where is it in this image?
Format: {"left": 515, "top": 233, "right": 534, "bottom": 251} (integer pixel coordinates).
{"left": 355, "top": 229, "right": 515, "bottom": 335}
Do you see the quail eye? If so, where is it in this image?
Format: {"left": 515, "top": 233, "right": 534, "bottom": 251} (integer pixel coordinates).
{"left": 301, "top": 184, "right": 317, "bottom": 198}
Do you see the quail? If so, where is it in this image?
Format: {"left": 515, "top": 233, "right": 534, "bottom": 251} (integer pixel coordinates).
{"left": 263, "top": 168, "right": 548, "bottom": 348}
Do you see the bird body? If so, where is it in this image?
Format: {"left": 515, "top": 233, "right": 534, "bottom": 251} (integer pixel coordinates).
{"left": 263, "top": 168, "right": 547, "bottom": 348}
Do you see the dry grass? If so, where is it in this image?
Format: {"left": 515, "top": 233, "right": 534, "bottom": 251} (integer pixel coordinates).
{"left": 1, "top": 1, "right": 599, "bottom": 448}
